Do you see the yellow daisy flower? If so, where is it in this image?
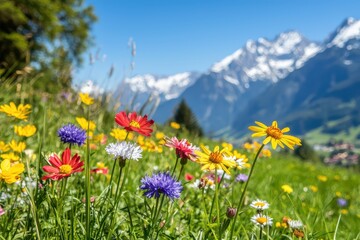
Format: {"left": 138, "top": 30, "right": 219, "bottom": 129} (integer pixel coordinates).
{"left": 8, "top": 140, "right": 26, "bottom": 153}
{"left": 155, "top": 131, "right": 165, "bottom": 140}
{"left": 76, "top": 117, "right": 96, "bottom": 131}
{"left": 1, "top": 152, "right": 20, "bottom": 162}
{"left": 0, "top": 159, "right": 25, "bottom": 184}
{"left": 79, "top": 93, "right": 94, "bottom": 105}
{"left": 196, "top": 145, "right": 236, "bottom": 175}
{"left": 170, "top": 122, "right": 180, "bottom": 129}
{"left": 14, "top": 125, "right": 37, "bottom": 137}
{"left": 248, "top": 121, "right": 301, "bottom": 150}
{"left": 110, "top": 128, "right": 134, "bottom": 141}
{"left": 0, "top": 141, "right": 10, "bottom": 152}
{"left": 281, "top": 184, "right": 293, "bottom": 194}
{"left": 0, "top": 102, "right": 31, "bottom": 121}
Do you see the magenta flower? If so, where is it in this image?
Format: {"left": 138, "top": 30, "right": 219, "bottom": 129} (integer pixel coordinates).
{"left": 164, "top": 136, "right": 199, "bottom": 161}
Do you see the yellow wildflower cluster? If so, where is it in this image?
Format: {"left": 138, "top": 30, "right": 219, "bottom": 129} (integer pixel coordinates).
{"left": 170, "top": 122, "right": 180, "bottom": 129}
{"left": 243, "top": 141, "right": 272, "bottom": 157}
{"left": 0, "top": 159, "right": 25, "bottom": 184}
{"left": 110, "top": 128, "right": 134, "bottom": 141}
{"left": 79, "top": 93, "right": 94, "bottom": 105}
{"left": 14, "top": 125, "right": 37, "bottom": 137}
{"left": 0, "top": 102, "right": 32, "bottom": 121}
{"left": 137, "top": 135, "right": 163, "bottom": 153}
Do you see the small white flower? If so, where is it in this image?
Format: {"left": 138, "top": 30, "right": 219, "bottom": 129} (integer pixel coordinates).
{"left": 105, "top": 141, "right": 142, "bottom": 161}
{"left": 288, "top": 219, "right": 303, "bottom": 229}
{"left": 251, "top": 214, "right": 273, "bottom": 227}
{"left": 250, "top": 199, "right": 270, "bottom": 210}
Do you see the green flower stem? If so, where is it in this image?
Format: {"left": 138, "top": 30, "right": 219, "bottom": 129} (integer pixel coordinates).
{"left": 229, "top": 144, "right": 265, "bottom": 239}
{"left": 85, "top": 106, "right": 91, "bottom": 240}
{"left": 176, "top": 163, "right": 185, "bottom": 181}
{"left": 171, "top": 156, "right": 179, "bottom": 177}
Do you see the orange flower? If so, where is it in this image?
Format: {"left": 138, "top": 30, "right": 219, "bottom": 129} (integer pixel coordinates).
{"left": 115, "top": 111, "right": 154, "bottom": 137}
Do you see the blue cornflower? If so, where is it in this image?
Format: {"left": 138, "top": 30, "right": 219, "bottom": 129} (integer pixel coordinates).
{"left": 140, "top": 172, "right": 183, "bottom": 200}
{"left": 337, "top": 198, "right": 348, "bottom": 207}
{"left": 235, "top": 174, "right": 248, "bottom": 183}
{"left": 57, "top": 124, "right": 86, "bottom": 146}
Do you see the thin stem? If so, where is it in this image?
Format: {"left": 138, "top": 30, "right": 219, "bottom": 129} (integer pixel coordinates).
{"left": 171, "top": 156, "right": 179, "bottom": 177}
{"left": 259, "top": 226, "right": 263, "bottom": 239}
{"left": 229, "top": 144, "right": 265, "bottom": 239}
{"left": 85, "top": 106, "right": 91, "bottom": 240}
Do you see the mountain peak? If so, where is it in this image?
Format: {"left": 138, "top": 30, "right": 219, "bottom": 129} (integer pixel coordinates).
{"left": 326, "top": 17, "right": 360, "bottom": 48}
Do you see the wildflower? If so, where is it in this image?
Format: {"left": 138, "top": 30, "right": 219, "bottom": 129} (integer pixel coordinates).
{"left": 105, "top": 142, "right": 142, "bottom": 161}
{"left": 140, "top": 172, "right": 183, "bottom": 199}
{"left": 164, "top": 137, "right": 199, "bottom": 161}
{"left": 14, "top": 125, "right": 37, "bottom": 137}
{"left": 337, "top": 198, "right": 348, "bottom": 207}
{"left": 288, "top": 220, "right": 303, "bottom": 229}
{"left": 170, "top": 122, "right": 180, "bottom": 129}
{"left": 76, "top": 117, "right": 96, "bottom": 131}
{"left": 309, "top": 185, "right": 318, "bottom": 192}
{"left": 196, "top": 145, "right": 236, "bottom": 175}
{"left": 317, "top": 175, "right": 328, "bottom": 182}
{"left": 91, "top": 162, "right": 109, "bottom": 175}
{"left": 261, "top": 149, "right": 272, "bottom": 157}
{"left": 250, "top": 199, "right": 270, "bottom": 210}
{"left": 251, "top": 214, "right": 273, "bottom": 227}
{"left": 115, "top": 111, "right": 154, "bottom": 137}
{"left": 79, "top": 93, "right": 94, "bottom": 105}
{"left": 155, "top": 131, "right": 165, "bottom": 140}
{"left": 248, "top": 121, "right": 301, "bottom": 150}
{"left": 0, "top": 159, "right": 25, "bottom": 184}
{"left": 57, "top": 124, "right": 86, "bottom": 146}
{"left": 226, "top": 207, "right": 237, "bottom": 218}
{"left": 0, "top": 141, "right": 9, "bottom": 152}
{"left": 281, "top": 184, "right": 293, "bottom": 194}
{"left": 42, "top": 148, "right": 84, "bottom": 181}
{"left": 221, "top": 142, "right": 233, "bottom": 151}
{"left": 235, "top": 174, "right": 248, "bottom": 183}
{"left": 185, "top": 173, "right": 194, "bottom": 181}
{"left": 0, "top": 152, "right": 20, "bottom": 162}
{"left": 340, "top": 209, "right": 348, "bottom": 215}
{"left": 0, "top": 206, "right": 5, "bottom": 216}
{"left": 8, "top": 140, "right": 26, "bottom": 153}
{"left": 110, "top": 128, "right": 134, "bottom": 141}
{"left": 232, "top": 155, "right": 247, "bottom": 170}
{"left": 0, "top": 102, "right": 31, "bottom": 121}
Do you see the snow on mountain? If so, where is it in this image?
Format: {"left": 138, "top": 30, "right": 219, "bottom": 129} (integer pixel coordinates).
{"left": 326, "top": 17, "right": 360, "bottom": 48}
{"left": 210, "top": 31, "right": 321, "bottom": 83}
{"left": 124, "top": 72, "right": 199, "bottom": 101}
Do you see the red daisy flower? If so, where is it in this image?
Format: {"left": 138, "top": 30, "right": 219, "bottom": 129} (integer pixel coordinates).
{"left": 115, "top": 111, "right": 154, "bottom": 137}
{"left": 42, "top": 148, "right": 84, "bottom": 181}
{"left": 164, "top": 136, "right": 199, "bottom": 161}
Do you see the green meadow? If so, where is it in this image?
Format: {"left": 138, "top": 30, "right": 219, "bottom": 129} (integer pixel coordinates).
{"left": 0, "top": 81, "right": 359, "bottom": 240}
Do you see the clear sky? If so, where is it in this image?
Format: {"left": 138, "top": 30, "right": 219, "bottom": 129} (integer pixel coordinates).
{"left": 73, "top": 0, "right": 360, "bottom": 91}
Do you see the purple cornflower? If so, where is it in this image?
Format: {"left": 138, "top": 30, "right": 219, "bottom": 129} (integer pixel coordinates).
{"left": 57, "top": 124, "right": 86, "bottom": 146}
{"left": 235, "top": 174, "right": 248, "bottom": 183}
{"left": 337, "top": 198, "right": 348, "bottom": 207}
{"left": 140, "top": 172, "right": 183, "bottom": 200}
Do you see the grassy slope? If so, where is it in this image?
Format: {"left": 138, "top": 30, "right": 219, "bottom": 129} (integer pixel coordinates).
{"left": 0, "top": 80, "right": 360, "bottom": 239}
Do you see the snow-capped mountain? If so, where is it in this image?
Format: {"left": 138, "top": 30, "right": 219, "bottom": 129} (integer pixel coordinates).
{"left": 115, "top": 72, "right": 199, "bottom": 115}
{"left": 232, "top": 17, "right": 360, "bottom": 136}
{"left": 325, "top": 17, "right": 360, "bottom": 48}
{"left": 153, "top": 31, "right": 321, "bottom": 133}
{"left": 211, "top": 31, "right": 321, "bottom": 83}
{"left": 123, "top": 72, "right": 199, "bottom": 101}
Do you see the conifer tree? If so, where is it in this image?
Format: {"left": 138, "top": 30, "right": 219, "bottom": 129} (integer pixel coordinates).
{"left": 172, "top": 99, "right": 204, "bottom": 137}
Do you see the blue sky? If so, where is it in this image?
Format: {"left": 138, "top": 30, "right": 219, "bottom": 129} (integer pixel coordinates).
{"left": 74, "top": 0, "right": 360, "bottom": 90}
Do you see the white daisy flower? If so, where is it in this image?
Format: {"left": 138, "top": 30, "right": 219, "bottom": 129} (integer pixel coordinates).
{"left": 250, "top": 199, "right": 270, "bottom": 210}
{"left": 105, "top": 141, "right": 142, "bottom": 161}
{"left": 288, "top": 219, "right": 303, "bottom": 229}
{"left": 251, "top": 214, "right": 273, "bottom": 227}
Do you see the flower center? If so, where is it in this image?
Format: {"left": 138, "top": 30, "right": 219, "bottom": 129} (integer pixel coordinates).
{"left": 209, "top": 152, "right": 223, "bottom": 163}
{"left": 59, "top": 164, "right": 73, "bottom": 174}
{"left": 129, "top": 120, "right": 140, "bottom": 128}
{"left": 255, "top": 202, "right": 265, "bottom": 207}
{"left": 257, "top": 217, "right": 267, "bottom": 224}
{"left": 266, "top": 126, "right": 283, "bottom": 139}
